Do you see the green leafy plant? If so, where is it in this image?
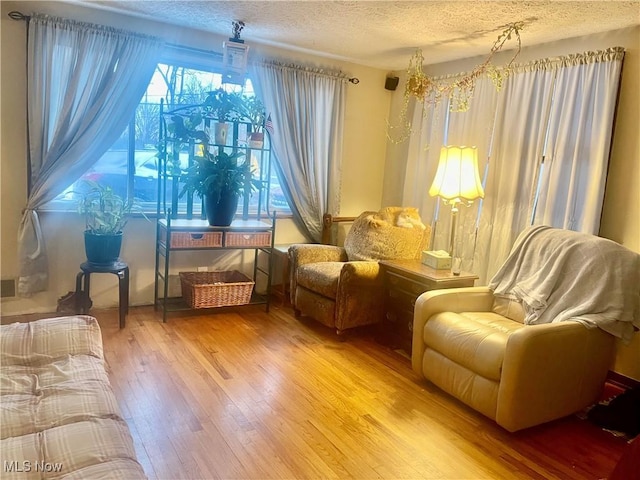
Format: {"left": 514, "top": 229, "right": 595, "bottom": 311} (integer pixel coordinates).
{"left": 76, "top": 180, "right": 143, "bottom": 235}
{"left": 179, "top": 150, "right": 258, "bottom": 203}
{"left": 240, "top": 96, "right": 266, "bottom": 133}
{"left": 204, "top": 88, "right": 243, "bottom": 122}
{"left": 168, "top": 111, "right": 208, "bottom": 144}
{"left": 165, "top": 111, "right": 209, "bottom": 174}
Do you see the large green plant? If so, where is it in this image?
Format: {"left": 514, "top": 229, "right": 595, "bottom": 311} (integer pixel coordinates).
{"left": 166, "top": 96, "right": 261, "bottom": 204}
{"left": 76, "top": 181, "right": 139, "bottom": 235}
{"left": 179, "top": 150, "right": 257, "bottom": 203}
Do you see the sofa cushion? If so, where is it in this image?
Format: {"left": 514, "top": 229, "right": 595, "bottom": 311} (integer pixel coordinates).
{"left": 297, "top": 262, "right": 345, "bottom": 299}
{"left": 1, "top": 419, "right": 146, "bottom": 480}
{"left": 0, "top": 355, "right": 120, "bottom": 439}
{"left": 0, "top": 315, "right": 102, "bottom": 366}
{"left": 423, "top": 311, "right": 524, "bottom": 381}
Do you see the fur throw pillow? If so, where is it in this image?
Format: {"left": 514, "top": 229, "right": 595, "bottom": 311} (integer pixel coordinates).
{"left": 344, "top": 207, "right": 430, "bottom": 261}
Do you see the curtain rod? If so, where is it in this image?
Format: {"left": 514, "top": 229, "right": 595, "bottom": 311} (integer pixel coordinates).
{"left": 147, "top": 43, "right": 359, "bottom": 83}
{"left": 8, "top": 10, "right": 359, "bottom": 84}
{"left": 165, "top": 42, "right": 219, "bottom": 57}
{"left": 428, "top": 46, "right": 625, "bottom": 83}
{"left": 255, "top": 59, "right": 359, "bottom": 84}
{"left": 8, "top": 11, "right": 211, "bottom": 57}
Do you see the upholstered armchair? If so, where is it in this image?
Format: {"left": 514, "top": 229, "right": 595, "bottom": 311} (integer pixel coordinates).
{"left": 290, "top": 208, "right": 431, "bottom": 334}
{"left": 412, "top": 225, "right": 640, "bottom": 432}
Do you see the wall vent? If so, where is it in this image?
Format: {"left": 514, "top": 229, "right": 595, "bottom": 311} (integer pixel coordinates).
{"left": 1, "top": 279, "right": 16, "bottom": 298}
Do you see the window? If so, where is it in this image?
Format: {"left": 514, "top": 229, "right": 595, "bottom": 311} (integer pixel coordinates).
{"left": 47, "top": 56, "right": 290, "bottom": 215}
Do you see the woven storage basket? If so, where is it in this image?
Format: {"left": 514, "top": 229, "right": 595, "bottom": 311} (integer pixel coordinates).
{"left": 225, "top": 232, "right": 272, "bottom": 247}
{"left": 180, "top": 271, "right": 254, "bottom": 308}
{"left": 169, "top": 231, "right": 223, "bottom": 249}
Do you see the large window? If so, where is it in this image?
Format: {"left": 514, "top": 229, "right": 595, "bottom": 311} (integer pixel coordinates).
{"left": 48, "top": 59, "right": 290, "bottom": 214}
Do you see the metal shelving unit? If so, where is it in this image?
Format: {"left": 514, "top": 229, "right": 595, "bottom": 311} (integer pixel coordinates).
{"left": 153, "top": 102, "right": 275, "bottom": 321}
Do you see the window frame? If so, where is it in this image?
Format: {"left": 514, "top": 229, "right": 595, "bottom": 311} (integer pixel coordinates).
{"left": 42, "top": 45, "right": 290, "bottom": 217}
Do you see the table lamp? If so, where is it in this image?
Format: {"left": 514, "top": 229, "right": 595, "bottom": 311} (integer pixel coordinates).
{"left": 429, "top": 145, "right": 485, "bottom": 264}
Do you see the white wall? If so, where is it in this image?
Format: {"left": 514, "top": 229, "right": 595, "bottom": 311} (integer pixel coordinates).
{"left": 382, "top": 26, "right": 640, "bottom": 380}
{"left": 0, "top": 0, "right": 390, "bottom": 315}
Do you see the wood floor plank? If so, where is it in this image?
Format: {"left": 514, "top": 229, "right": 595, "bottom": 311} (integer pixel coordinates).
{"left": 5, "top": 305, "right": 629, "bottom": 479}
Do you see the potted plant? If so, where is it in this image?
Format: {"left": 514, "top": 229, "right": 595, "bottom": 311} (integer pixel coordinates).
{"left": 179, "top": 149, "right": 256, "bottom": 226}
{"left": 204, "top": 88, "right": 243, "bottom": 145}
{"left": 168, "top": 111, "right": 208, "bottom": 146}
{"left": 241, "top": 96, "right": 266, "bottom": 148}
{"left": 76, "top": 180, "right": 140, "bottom": 264}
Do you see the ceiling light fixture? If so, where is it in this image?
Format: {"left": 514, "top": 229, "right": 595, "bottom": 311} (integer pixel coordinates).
{"left": 388, "top": 22, "right": 524, "bottom": 143}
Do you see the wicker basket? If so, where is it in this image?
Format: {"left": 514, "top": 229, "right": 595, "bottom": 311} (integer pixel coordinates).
{"left": 179, "top": 271, "right": 254, "bottom": 309}
{"left": 165, "top": 231, "right": 223, "bottom": 249}
{"left": 225, "top": 232, "right": 272, "bottom": 247}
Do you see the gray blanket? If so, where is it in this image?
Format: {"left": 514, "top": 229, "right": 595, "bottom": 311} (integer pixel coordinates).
{"left": 489, "top": 225, "right": 640, "bottom": 343}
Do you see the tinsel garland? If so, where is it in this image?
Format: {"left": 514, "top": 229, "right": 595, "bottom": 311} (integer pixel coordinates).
{"left": 388, "top": 22, "right": 524, "bottom": 144}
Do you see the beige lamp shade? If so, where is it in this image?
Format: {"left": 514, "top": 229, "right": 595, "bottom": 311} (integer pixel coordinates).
{"left": 429, "top": 146, "right": 485, "bottom": 205}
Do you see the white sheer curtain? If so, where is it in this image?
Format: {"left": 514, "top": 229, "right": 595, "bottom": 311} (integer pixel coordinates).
{"left": 401, "top": 92, "right": 448, "bottom": 234}
{"left": 474, "top": 67, "right": 555, "bottom": 283}
{"left": 400, "top": 78, "right": 499, "bottom": 271}
{"left": 18, "top": 14, "right": 162, "bottom": 295}
{"left": 440, "top": 78, "right": 500, "bottom": 272}
{"left": 533, "top": 48, "right": 624, "bottom": 232}
{"left": 398, "top": 48, "right": 624, "bottom": 285}
{"left": 249, "top": 61, "right": 347, "bottom": 241}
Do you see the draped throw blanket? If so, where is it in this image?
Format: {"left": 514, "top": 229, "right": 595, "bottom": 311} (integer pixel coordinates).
{"left": 489, "top": 225, "right": 640, "bottom": 343}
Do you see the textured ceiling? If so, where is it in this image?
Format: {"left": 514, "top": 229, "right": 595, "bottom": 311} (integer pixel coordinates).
{"left": 70, "top": 1, "right": 640, "bottom": 69}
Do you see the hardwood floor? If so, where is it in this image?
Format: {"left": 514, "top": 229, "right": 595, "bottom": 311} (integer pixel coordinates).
{"left": 5, "top": 304, "right": 628, "bottom": 479}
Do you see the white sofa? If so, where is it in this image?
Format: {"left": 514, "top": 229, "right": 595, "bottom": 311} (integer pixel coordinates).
{"left": 0, "top": 315, "right": 146, "bottom": 479}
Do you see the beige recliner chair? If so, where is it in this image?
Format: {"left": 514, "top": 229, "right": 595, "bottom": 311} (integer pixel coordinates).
{"left": 290, "top": 207, "right": 431, "bottom": 334}
{"left": 412, "top": 225, "right": 640, "bottom": 432}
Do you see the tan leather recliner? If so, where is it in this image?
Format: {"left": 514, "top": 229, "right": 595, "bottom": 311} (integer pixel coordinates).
{"left": 412, "top": 226, "right": 640, "bottom": 432}
{"left": 290, "top": 207, "right": 431, "bottom": 334}
{"left": 412, "top": 288, "right": 614, "bottom": 432}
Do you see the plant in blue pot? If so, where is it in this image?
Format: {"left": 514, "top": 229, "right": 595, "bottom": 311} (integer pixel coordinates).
{"left": 76, "top": 181, "right": 141, "bottom": 265}
{"left": 179, "top": 149, "right": 256, "bottom": 226}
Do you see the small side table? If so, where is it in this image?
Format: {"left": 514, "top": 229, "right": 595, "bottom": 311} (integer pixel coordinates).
{"left": 271, "top": 245, "right": 292, "bottom": 306}
{"left": 76, "top": 260, "right": 129, "bottom": 328}
{"left": 379, "top": 260, "right": 478, "bottom": 355}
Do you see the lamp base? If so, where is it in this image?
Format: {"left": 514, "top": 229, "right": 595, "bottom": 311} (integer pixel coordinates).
{"left": 448, "top": 205, "right": 460, "bottom": 257}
